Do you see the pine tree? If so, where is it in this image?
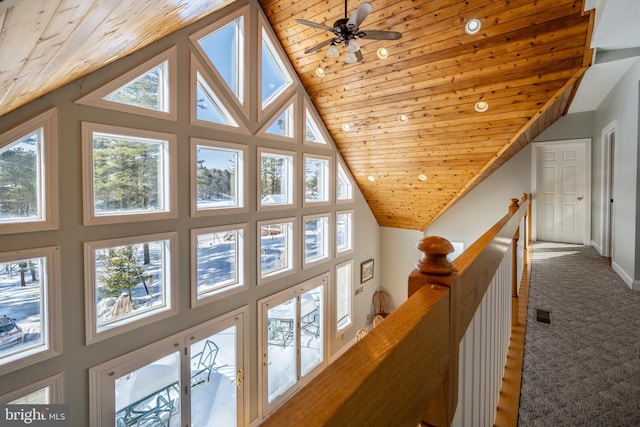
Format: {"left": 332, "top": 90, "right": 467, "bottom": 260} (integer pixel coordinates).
{"left": 97, "top": 246, "right": 146, "bottom": 301}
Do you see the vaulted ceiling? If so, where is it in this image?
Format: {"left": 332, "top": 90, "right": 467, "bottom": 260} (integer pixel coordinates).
{"left": 0, "top": 0, "right": 594, "bottom": 230}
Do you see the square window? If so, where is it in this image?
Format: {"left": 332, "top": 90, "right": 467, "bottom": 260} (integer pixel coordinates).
{"left": 258, "top": 218, "right": 296, "bottom": 284}
{"left": 82, "top": 123, "right": 177, "bottom": 225}
{"left": 0, "top": 373, "right": 63, "bottom": 404}
{"left": 304, "top": 154, "right": 330, "bottom": 205}
{"left": 258, "top": 149, "right": 295, "bottom": 209}
{"left": 191, "top": 138, "right": 247, "bottom": 216}
{"left": 337, "top": 162, "right": 354, "bottom": 202}
{"left": 191, "top": 224, "right": 247, "bottom": 306}
{"left": 0, "top": 247, "right": 61, "bottom": 375}
{"left": 0, "top": 109, "right": 58, "bottom": 235}
{"left": 303, "top": 214, "right": 330, "bottom": 267}
{"left": 335, "top": 260, "right": 353, "bottom": 332}
{"left": 336, "top": 210, "right": 353, "bottom": 254}
{"left": 84, "top": 233, "right": 177, "bottom": 344}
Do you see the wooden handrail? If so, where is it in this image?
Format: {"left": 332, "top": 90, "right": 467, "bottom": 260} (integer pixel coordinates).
{"left": 261, "top": 197, "right": 530, "bottom": 427}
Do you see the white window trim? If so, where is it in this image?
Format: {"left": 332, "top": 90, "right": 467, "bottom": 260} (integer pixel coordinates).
{"left": 89, "top": 306, "right": 248, "bottom": 427}
{"left": 0, "top": 246, "right": 62, "bottom": 376}
{"left": 190, "top": 138, "right": 248, "bottom": 217}
{"left": 190, "top": 223, "right": 248, "bottom": 307}
{"left": 257, "top": 217, "right": 297, "bottom": 285}
{"left": 257, "top": 147, "right": 296, "bottom": 211}
{"left": 336, "top": 160, "right": 354, "bottom": 203}
{"left": 83, "top": 232, "right": 178, "bottom": 345}
{"left": 257, "top": 273, "right": 328, "bottom": 417}
{"left": 0, "top": 108, "right": 59, "bottom": 235}
{"left": 81, "top": 122, "right": 178, "bottom": 226}
{"left": 303, "top": 153, "right": 332, "bottom": 207}
{"left": 257, "top": 96, "right": 297, "bottom": 143}
{"left": 75, "top": 47, "right": 178, "bottom": 121}
{"left": 336, "top": 209, "right": 354, "bottom": 255}
{"left": 0, "top": 372, "right": 64, "bottom": 404}
{"left": 335, "top": 259, "right": 354, "bottom": 334}
{"left": 302, "top": 213, "right": 331, "bottom": 268}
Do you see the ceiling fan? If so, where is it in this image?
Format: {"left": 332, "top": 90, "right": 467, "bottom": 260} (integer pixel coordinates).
{"left": 296, "top": 1, "right": 402, "bottom": 63}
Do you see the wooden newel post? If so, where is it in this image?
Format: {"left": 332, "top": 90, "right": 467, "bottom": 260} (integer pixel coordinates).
{"left": 408, "top": 236, "right": 456, "bottom": 427}
{"left": 409, "top": 236, "right": 454, "bottom": 296}
{"left": 510, "top": 198, "right": 520, "bottom": 326}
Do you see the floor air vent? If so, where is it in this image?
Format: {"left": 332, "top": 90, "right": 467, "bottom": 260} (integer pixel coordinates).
{"left": 536, "top": 309, "right": 551, "bottom": 324}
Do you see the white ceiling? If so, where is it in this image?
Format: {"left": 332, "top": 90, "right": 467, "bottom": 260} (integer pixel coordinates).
{"left": 569, "top": 0, "right": 640, "bottom": 113}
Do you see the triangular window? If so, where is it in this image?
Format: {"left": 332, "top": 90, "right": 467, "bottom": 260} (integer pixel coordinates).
{"left": 76, "top": 47, "right": 177, "bottom": 120}
{"left": 266, "top": 103, "right": 294, "bottom": 138}
{"left": 195, "top": 72, "right": 239, "bottom": 127}
{"left": 194, "top": 14, "right": 245, "bottom": 108}
{"left": 261, "top": 25, "right": 293, "bottom": 111}
{"left": 104, "top": 62, "right": 168, "bottom": 112}
{"left": 305, "top": 107, "right": 327, "bottom": 145}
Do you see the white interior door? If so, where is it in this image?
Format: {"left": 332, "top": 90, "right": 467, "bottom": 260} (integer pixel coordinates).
{"left": 535, "top": 141, "right": 589, "bottom": 244}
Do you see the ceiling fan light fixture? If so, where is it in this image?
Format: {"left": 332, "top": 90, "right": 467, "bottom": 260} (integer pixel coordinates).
{"left": 344, "top": 51, "right": 358, "bottom": 63}
{"left": 327, "top": 43, "right": 340, "bottom": 58}
{"left": 474, "top": 101, "right": 489, "bottom": 112}
{"left": 376, "top": 47, "right": 389, "bottom": 59}
{"left": 315, "top": 66, "right": 326, "bottom": 77}
{"left": 346, "top": 38, "right": 360, "bottom": 53}
{"left": 465, "top": 18, "right": 482, "bottom": 35}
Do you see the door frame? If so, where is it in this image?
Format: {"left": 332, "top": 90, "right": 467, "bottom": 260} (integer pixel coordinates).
{"left": 600, "top": 120, "right": 616, "bottom": 257}
{"left": 531, "top": 138, "right": 592, "bottom": 244}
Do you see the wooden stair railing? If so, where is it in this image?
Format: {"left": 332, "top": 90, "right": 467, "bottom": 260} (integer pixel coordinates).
{"left": 260, "top": 196, "right": 530, "bottom": 427}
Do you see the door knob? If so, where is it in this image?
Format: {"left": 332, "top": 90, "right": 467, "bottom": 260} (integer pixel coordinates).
{"left": 577, "top": 196, "right": 584, "bottom": 201}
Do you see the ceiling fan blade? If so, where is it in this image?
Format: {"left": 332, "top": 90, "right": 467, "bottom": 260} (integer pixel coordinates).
{"left": 295, "top": 19, "right": 334, "bottom": 32}
{"left": 304, "top": 38, "right": 335, "bottom": 54}
{"left": 347, "top": 2, "right": 372, "bottom": 31}
{"left": 359, "top": 30, "right": 403, "bottom": 40}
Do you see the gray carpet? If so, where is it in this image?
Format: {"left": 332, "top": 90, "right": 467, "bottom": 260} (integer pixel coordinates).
{"left": 518, "top": 242, "right": 640, "bottom": 427}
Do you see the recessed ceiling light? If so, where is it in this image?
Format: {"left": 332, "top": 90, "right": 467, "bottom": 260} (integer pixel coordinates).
{"left": 377, "top": 47, "right": 389, "bottom": 59}
{"left": 465, "top": 18, "right": 482, "bottom": 35}
{"left": 474, "top": 101, "right": 489, "bottom": 112}
{"left": 418, "top": 174, "right": 428, "bottom": 181}
{"left": 367, "top": 175, "right": 376, "bottom": 182}
{"left": 398, "top": 114, "right": 409, "bottom": 123}
{"left": 315, "top": 66, "right": 325, "bottom": 77}
{"left": 342, "top": 124, "right": 351, "bottom": 131}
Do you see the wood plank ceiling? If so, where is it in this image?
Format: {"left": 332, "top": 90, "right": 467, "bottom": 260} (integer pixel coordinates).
{"left": 0, "top": 0, "right": 593, "bottom": 230}
{"left": 260, "top": 0, "right": 594, "bottom": 230}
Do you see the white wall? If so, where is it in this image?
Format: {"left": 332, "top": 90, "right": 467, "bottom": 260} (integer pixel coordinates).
{"left": 591, "top": 58, "right": 640, "bottom": 289}
{"left": 379, "top": 227, "right": 423, "bottom": 309}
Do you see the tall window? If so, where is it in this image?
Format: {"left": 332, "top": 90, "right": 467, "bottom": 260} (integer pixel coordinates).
{"left": 82, "top": 123, "right": 177, "bottom": 225}
{"left": 304, "top": 154, "right": 330, "bottom": 205}
{"left": 258, "top": 218, "right": 296, "bottom": 284}
{"left": 258, "top": 149, "right": 295, "bottom": 209}
{"left": 191, "top": 138, "right": 246, "bottom": 216}
{"left": 0, "top": 109, "right": 58, "bottom": 235}
{"left": 303, "top": 214, "right": 330, "bottom": 267}
{"left": 337, "top": 162, "right": 354, "bottom": 202}
{"left": 0, "top": 247, "right": 61, "bottom": 375}
{"left": 260, "top": 26, "right": 293, "bottom": 111}
{"left": 84, "top": 233, "right": 177, "bottom": 343}
{"left": 336, "top": 210, "right": 354, "bottom": 254}
{"left": 192, "top": 224, "right": 247, "bottom": 306}
{"left": 335, "top": 260, "right": 353, "bottom": 332}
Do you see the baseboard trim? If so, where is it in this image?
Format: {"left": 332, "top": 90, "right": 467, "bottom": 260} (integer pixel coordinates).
{"left": 611, "top": 260, "right": 634, "bottom": 289}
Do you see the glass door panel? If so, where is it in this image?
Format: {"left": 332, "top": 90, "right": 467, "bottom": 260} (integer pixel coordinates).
{"left": 266, "top": 297, "right": 297, "bottom": 404}
{"left": 300, "top": 287, "right": 323, "bottom": 377}
{"left": 115, "top": 351, "right": 180, "bottom": 427}
{"left": 190, "top": 324, "right": 238, "bottom": 427}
